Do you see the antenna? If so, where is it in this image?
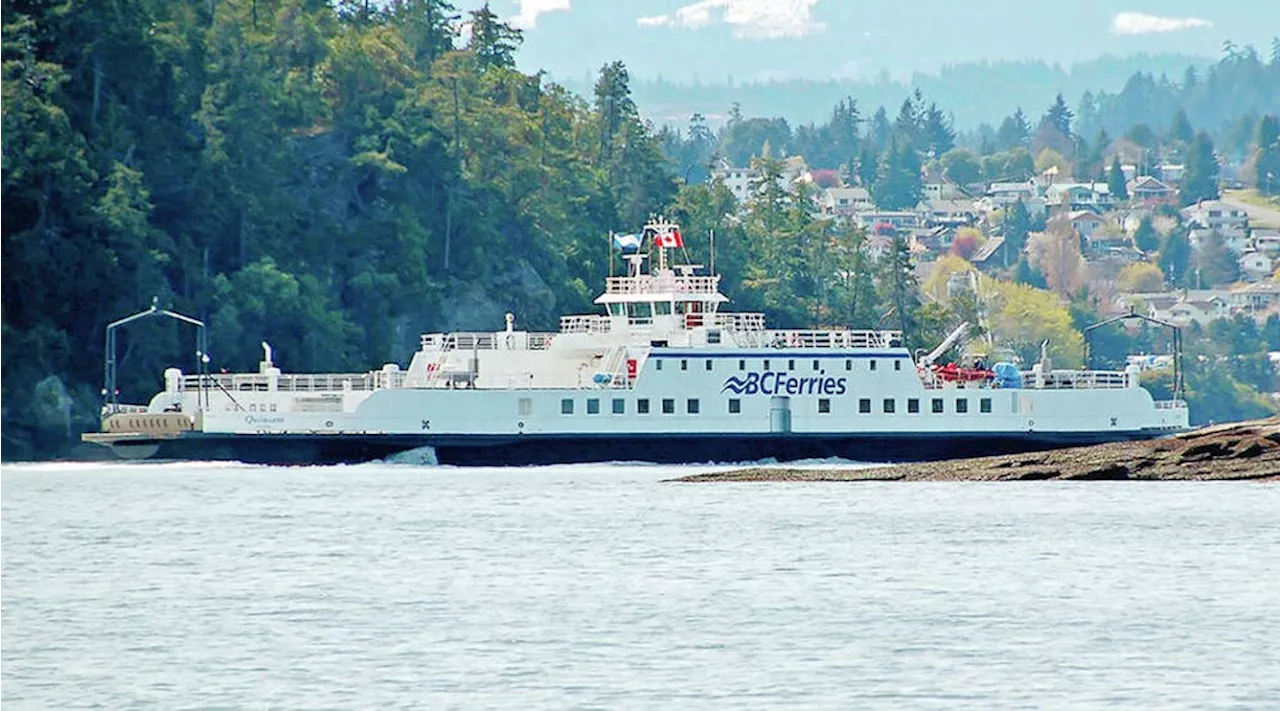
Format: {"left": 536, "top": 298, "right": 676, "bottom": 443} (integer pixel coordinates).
{"left": 710, "top": 228, "right": 716, "bottom": 274}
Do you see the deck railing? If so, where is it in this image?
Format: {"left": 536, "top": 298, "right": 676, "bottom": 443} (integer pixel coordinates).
{"left": 182, "top": 370, "right": 405, "bottom": 393}
{"left": 604, "top": 275, "right": 720, "bottom": 295}
{"left": 1025, "top": 369, "right": 1130, "bottom": 390}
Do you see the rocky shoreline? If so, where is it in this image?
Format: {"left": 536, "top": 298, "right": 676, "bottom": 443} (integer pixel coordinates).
{"left": 668, "top": 418, "right": 1280, "bottom": 483}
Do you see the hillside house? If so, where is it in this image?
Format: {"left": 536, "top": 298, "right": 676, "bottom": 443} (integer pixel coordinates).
{"left": 1253, "top": 229, "right": 1280, "bottom": 255}
{"left": 986, "top": 181, "right": 1038, "bottom": 208}
{"left": 819, "top": 187, "right": 873, "bottom": 216}
{"left": 854, "top": 211, "right": 920, "bottom": 231}
{"left": 1049, "top": 210, "right": 1106, "bottom": 241}
{"left": 1189, "top": 228, "right": 1252, "bottom": 254}
{"left": 1045, "top": 182, "right": 1113, "bottom": 212}
{"left": 917, "top": 199, "right": 978, "bottom": 227}
{"left": 1239, "top": 251, "right": 1274, "bottom": 282}
{"left": 1182, "top": 200, "right": 1248, "bottom": 234}
{"left": 1231, "top": 281, "right": 1280, "bottom": 313}
{"left": 1128, "top": 176, "right": 1175, "bottom": 205}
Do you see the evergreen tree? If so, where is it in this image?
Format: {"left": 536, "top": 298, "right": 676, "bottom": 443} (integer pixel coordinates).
{"left": 871, "top": 139, "right": 923, "bottom": 210}
{"left": 1159, "top": 229, "right": 1193, "bottom": 287}
{"left": 1180, "top": 130, "right": 1221, "bottom": 206}
{"left": 468, "top": 3, "right": 521, "bottom": 69}
{"left": 1133, "top": 216, "right": 1160, "bottom": 253}
{"left": 892, "top": 97, "right": 919, "bottom": 149}
{"left": 1107, "top": 155, "right": 1129, "bottom": 201}
{"left": 856, "top": 144, "right": 879, "bottom": 187}
{"left": 995, "top": 107, "right": 1030, "bottom": 151}
{"left": 868, "top": 106, "right": 892, "bottom": 153}
{"left": 1044, "top": 93, "right": 1074, "bottom": 136}
{"left": 1253, "top": 114, "right": 1280, "bottom": 195}
{"left": 1167, "top": 108, "right": 1194, "bottom": 144}
{"left": 920, "top": 102, "right": 955, "bottom": 157}
{"left": 1003, "top": 199, "right": 1031, "bottom": 263}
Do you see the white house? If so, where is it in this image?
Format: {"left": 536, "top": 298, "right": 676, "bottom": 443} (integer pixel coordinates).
{"left": 820, "top": 186, "right": 873, "bottom": 216}
{"left": 1045, "top": 182, "right": 1113, "bottom": 210}
{"left": 1189, "top": 228, "right": 1252, "bottom": 254}
{"left": 1049, "top": 210, "right": 1106, "bottom": 240}
{"left": 986, "top": 181, "right": 1038, "bottom": 207}
{"left": 1231, "top": 281, "right": 1280, "bottom": 312}
{"left": 1181, "top": 200, "right": 1249, "bottom": 234}
{"left": 1239, "top": 251, "right": 1274, "bottom": 282}
{"left": 1253, "top": 229, "right": 1280, "bottom": 255}
{"left": 917, "top": 199, "right": 978, "bottom": 227}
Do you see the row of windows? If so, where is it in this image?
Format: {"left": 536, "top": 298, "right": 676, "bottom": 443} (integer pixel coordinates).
{"left": 558, "top": 396, "right": 993, "bottom": 415}
{"left": 656, "top": 358, "right": 904, "bottom": 372}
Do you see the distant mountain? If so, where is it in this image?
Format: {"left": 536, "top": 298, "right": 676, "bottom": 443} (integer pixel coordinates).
{"left": 561, "top": 53, "right": 1214, "bottom": 130}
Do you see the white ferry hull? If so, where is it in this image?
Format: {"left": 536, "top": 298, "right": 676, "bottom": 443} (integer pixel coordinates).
{"left": 92, "top": 428, "right": 1177, "bottom": 466}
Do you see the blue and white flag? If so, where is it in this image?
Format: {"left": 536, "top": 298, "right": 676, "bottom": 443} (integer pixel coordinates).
{"left": 612, "top": 232, "right": 642, "bottom": 250}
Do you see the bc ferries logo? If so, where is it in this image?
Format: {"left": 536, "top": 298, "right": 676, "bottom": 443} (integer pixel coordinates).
{"left": 722, "top": 372, "right": 848, "bottom": 396}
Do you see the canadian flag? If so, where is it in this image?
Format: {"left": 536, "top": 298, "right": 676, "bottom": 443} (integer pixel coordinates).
{"left": 654, "top": 228, "right": 683, "bottom": 248}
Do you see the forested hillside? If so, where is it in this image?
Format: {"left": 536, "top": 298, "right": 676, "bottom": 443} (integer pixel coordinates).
{"left": 3, "top": 0, "right": 681, "bottom": 457}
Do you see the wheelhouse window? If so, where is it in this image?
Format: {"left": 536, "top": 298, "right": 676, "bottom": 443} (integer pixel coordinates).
{"left": 561, "top": 399, "right": 574, "bottom": 414}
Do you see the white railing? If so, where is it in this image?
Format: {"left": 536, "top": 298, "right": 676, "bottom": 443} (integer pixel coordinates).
{"left": 711, "top": 312, "right": 766, "bottom": 331}
{"left": 421, "top": 332, "right": 558, "bottom": 351}
{"left": 739, "top": 329, "right": 903, "bottom": 349}
{"left": 182, "top": 370, "right": 406, "bottom": 393}
{"left": 1025, "top": 369, "right": 1130, "bottom": 390}
{"left": 604, "top": 275, "right": 721, "bottom": 295}
{"left": 560, "top": 315, "right": 611, "bottom": 334}
{"left": 1155, "top": 399, "right": 1189, "bottom": 409}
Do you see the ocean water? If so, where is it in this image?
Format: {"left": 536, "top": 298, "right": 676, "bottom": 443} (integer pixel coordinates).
{"left": 3, "top": 461, "right": 1279, "bottom": 709}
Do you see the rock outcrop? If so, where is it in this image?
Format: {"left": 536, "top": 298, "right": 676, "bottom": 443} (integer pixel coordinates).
{"left": 668, "top": 418, "right": 1280, "bottom": 483}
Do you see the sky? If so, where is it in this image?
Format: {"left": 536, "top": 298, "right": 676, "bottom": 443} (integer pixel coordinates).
{"left": 458, "top": 0, "right": 1279, "bottom": 83}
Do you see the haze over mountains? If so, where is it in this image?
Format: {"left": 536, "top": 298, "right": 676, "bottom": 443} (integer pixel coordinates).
{"left": 468, "top": 0, "right": 1278, "bottom": 127}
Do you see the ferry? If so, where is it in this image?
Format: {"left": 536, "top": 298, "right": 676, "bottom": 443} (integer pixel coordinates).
{"left": 84, "top": 218, "right": 1190, "bottom": 465}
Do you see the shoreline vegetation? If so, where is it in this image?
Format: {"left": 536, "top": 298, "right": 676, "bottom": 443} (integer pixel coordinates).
{"left": 667, "top": 417, "right": 1280, "bottom": 483}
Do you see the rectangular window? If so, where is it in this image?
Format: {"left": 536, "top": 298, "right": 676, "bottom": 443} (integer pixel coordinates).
{"left": 561, "top": 398, "right": 574, "bottom": 414}
{"left": 729, "top": 398, "right": 741, "bottom": 414}
{"left": 612, "top": 398, "right": 625, "bottom": 414}
{"left": 894, "top": 360, "right": 902, "bottom": 371}
{"left": 788, "top": 359, "right": 795, "bottom": 370}
{"left": 707, "top": 330, "right": 721, "bottom": 344}
{"left": 845, "top": 359, "right": 852, "bottom": 371}
{"left": 637, "top": 398, "right": 650, "bottom": 414}
{"left": 587, "top": 398, "right": 600, "bottom": 414}
{"left": 662, "top": 398, "right": 675, "bottom": 414}
{"left": 763, "top": 359, "right": 770, "bottom": 371}
{"left": 859, "top": 398, "right": 871, "bottom": 414}
{"left": 980, "top": 397, "right": 992, "bottom": 414}
{"left": 818, "top": 398, "right": 831, "bottom": 413}
{"left": 956, "top": 398, "right": 969, "bottom": 414}
{"left": 932, "top": 398, "right": 944, "bottom": 414}
{"left": 705, "top": 359, "right": 713, "bottom": 371}
{"left": 519, "top": 398, "right": 533, "bottom": 416}
{"left": 812, "top": 359, "right": 820, "bottom": 371}
{"left": 687, "top": 399, "right": 700, "bottom": 414}
{"left": 738, "top": 359, "right": 746, "bottom": 371}
{"left": 907, "top": 398, "right": 920, "bottom": 414}
{"left": 883, "top": 398, "right": 895, "bottom": 414}
{"left": 870, "top": 360, "right": 878, "bottom": 371}
{"left": 681, "top": 359, "right": 688, "bottom": 371}
{"left": 656, "top": 360, "right": 663, "bottom": 371}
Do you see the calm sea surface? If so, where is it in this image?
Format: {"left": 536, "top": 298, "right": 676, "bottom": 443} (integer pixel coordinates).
{"left": 3, "top": 461, "right": 1279, "bottom": 709}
